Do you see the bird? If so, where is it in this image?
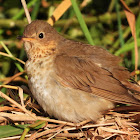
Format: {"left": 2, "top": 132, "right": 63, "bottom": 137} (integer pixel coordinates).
{"left": 21, "top": 20, "right": 140, "bottom": 123}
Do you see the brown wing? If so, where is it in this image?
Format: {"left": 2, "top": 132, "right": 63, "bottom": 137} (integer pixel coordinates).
{"left": 55, "top": 41, "right": 140, "bottom": 106}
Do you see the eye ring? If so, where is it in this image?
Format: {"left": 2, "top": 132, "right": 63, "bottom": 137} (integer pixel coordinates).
{"left": 38, "top": 32, "right": 44, "bottom": 39}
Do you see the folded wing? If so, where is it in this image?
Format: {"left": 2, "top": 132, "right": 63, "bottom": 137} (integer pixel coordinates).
{"left": 54, "top": 41, "right": 140, "bottom": 105}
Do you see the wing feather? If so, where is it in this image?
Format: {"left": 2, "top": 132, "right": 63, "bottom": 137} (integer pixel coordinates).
{"left": 54, "top": 42, "right": 140, "bottom": 106}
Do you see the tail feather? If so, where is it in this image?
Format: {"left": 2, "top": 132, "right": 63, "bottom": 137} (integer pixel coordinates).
{"left": 122, "top": 81, "right": 140, "bottom": 93}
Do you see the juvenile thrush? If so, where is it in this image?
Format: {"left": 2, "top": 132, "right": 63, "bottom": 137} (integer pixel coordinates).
{"left": 22, "top": 20, "right": 140, "bottom": 122}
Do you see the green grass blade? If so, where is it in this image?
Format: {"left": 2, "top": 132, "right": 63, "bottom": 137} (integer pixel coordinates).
{"left": 115, "top": 38, "right": 140, "bottom": 56}
{"left": 0, "top": 125, "right": 28, "bottom": 138}
{"left": 31, "top": 0, "right": 41, "bottom": 20}
{"left": 0, "top": 41, "right": 24, "bottom": 72}
{"left": 115, "top": 0, "right": 124, "bottom": 47}
{"left": 0, "top": 41, "right": 28, "bottom": 80}
{"left": 70, "top": 0, "right": 94, "bottom": 45}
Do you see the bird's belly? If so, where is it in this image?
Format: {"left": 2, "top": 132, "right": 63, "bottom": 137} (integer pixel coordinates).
{"left": 26, "top": 61, "right": 114, "bottom": 122}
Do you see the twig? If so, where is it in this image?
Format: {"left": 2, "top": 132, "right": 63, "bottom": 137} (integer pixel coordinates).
{"left": 3, "top": 71, "right": 25, "bottom": 85}
{"left": 0, "top": 112, "right": 74, "bottom": 126}
{"left": 0, "top": 85, "right": 19, "bottom": 90}
{"left": 30, "top": 125, "right": 64, "bottom": 140}
{"left": 0, "top": 52, "right": 25, "bottom": 64}
{"left": 21, "top": 0, "right": 31, "bottom": 23}
{"left": 0, "top": 134, "right": 31, "bottom": 140}
{"left": 0, "top": 91, "right": 36, "bottom": 119}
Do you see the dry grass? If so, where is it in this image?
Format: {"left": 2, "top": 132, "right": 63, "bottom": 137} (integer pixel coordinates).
{"left": 0, "top": 88, "right": 140, "bottom": 139}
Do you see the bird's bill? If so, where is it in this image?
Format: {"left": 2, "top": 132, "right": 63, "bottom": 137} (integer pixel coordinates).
{"left": 22, "top": 37, "right": 36, "bottom": 42}
{"left": 17, "top": 35, "right": 36, "bottom": 42}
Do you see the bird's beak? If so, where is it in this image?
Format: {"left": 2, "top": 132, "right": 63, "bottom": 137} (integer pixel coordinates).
{"left": 17, "top": 35, "right": 36, "bottom": 41}
{"left": 22, "top": 37, "right": 36, "bottom": 42}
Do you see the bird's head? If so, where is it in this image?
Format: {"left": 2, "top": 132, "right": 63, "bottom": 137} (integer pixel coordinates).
{"left": 22, "top": 20, "right": 62, "bottom": 59}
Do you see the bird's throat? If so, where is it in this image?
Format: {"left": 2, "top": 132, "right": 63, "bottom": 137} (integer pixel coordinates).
{"left": 24, "top": 41, "right": 57, "bottom": 60}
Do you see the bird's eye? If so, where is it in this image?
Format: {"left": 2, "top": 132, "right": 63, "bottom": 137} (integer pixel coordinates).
{"left": 38, "top": 33, "right": 44, "bottom": 39}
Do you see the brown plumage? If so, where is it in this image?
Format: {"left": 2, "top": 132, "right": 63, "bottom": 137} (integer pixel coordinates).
{"left": 22, "top": 20, "right": 140, "bottom": 122}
